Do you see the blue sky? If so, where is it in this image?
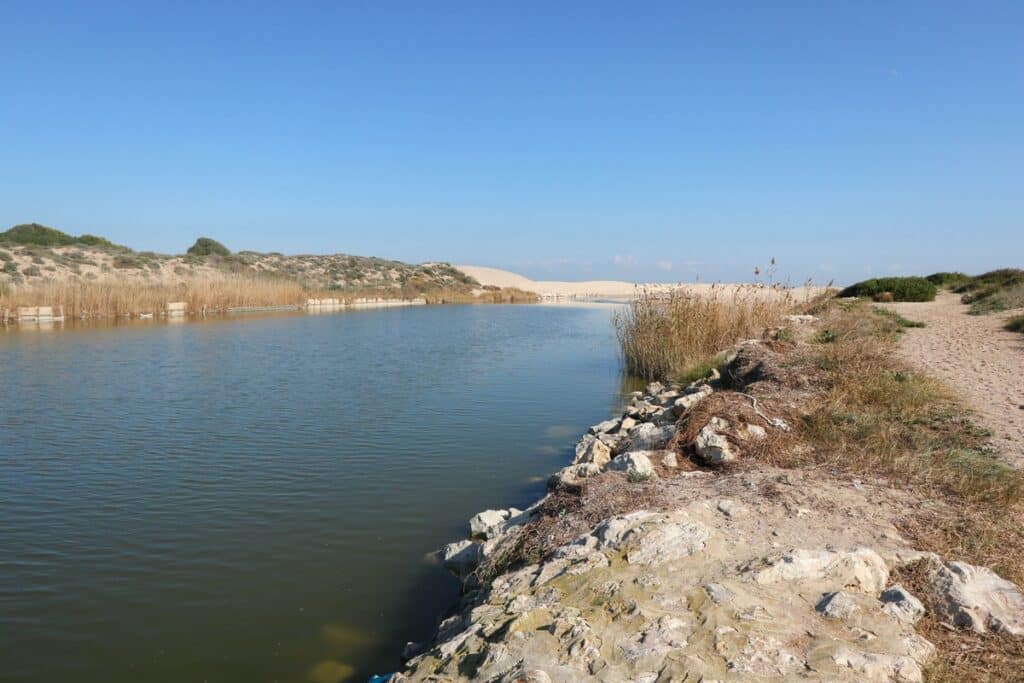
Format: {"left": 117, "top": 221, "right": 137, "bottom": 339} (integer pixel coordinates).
{"left": 2, "top": 2, "right": 1022, "bottom": 283}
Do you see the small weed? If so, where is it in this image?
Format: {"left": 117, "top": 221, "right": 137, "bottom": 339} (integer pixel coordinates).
{"left": 872, "top": 307, "right": 925, "bottom": 329}
{"left": 812, "top": 329, "right": 838, "bottom": 344}
{"left": 628, "top": 470, "right": 652, "bottom": 484}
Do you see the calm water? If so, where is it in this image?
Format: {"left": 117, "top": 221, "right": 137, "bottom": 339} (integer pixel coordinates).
{"left": 0, "top": 304, "right": 629, "bottom": 683}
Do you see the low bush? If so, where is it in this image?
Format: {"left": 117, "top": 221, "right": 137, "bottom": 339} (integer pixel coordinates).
{"left": 955, "top": 269, "right": 1024, "bottom": 314}
{"left": 1006, "top": 315, "right": 1024, "bottom": 334}
{"left": 113, "top": 255, "right": 143, "bottom": 269}
{"left": 926, "top": 271, "right": 969, "bottom": 287}
{"left": 0, "top": 223, "right": 124, "bottom": 249}
{"left": 838, "top": 277, "right": 937, "bottom": 302}
{"left": 186, "top": 237, "right": 231, "bottom": 257}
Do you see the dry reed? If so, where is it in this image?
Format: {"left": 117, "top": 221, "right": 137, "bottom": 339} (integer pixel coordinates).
{"left": 0, "top": 276, "right": 538, "bottom": 319}
{"left": 613, "top": 284, "right": 795, "bottom": 379}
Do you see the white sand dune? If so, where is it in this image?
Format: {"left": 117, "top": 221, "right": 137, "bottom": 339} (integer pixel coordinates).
{"left": 456, "top": 265, "right": 659, "bottom": 298}
{"left": 457, "top": 265, "right": 826, "bottom": 302}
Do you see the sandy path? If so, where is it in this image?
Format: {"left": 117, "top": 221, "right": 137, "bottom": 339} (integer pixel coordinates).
{"left": 881, "top": 293, "right": 1024, "bottom": 466}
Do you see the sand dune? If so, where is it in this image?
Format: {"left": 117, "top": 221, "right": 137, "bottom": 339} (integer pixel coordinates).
{"left": 456, "top": 265, "right": 819, "bottom": 300}
{"left": 456, "top": 265, "right": 666, "bottom": 298}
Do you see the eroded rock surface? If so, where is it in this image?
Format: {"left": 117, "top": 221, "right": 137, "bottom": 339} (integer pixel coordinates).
{"left": 403, "top": 467, "right": 979, "bottom": 682}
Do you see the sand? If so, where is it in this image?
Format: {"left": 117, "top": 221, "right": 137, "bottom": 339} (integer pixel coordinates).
{"left": 456, "top": 265, "right": 654, "bottom": 298}
{"left": 880, "top": 293, "right": 1024, "bottom": 466}
{"left": 456, "top": 265, "right": 821, "bottom": 301}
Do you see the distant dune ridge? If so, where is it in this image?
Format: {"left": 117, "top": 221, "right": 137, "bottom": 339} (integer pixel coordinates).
{"left": 456, "top": 265, "right": 822, "bottom": 301}
{"left": 455, "top": 265, "right": 666, "bottom": 299}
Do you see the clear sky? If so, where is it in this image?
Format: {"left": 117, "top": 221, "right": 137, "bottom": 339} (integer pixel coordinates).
{"left": 2, "top": 2, "right": 1022, "bottom": 284}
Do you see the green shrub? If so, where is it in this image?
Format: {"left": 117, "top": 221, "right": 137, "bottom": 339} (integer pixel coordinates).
{"left": 186, "top": 237, "right": 230, "bottom": 257}
{"left": 22, "top": 265, "right": 41, "bottom": 276}
{"left": 0, "top": 223, "right": 124, "bottom": 249}
{"left": 926, "top": 272, "right": 969, "bottom": 287}
{"left": 3, "top": 261, "right": 18, "bottom": 274}
{"left": 955, "top": 269, "right": 1024, "bottom": 314}
{"left": 839, "top": 277, "right": 937, "bottom": 302}
{"left": 0, "top": 249, "right": 11, "bottom": 262}
{"left": 1007, "top": 315, "right": 1024, "bottom": 334}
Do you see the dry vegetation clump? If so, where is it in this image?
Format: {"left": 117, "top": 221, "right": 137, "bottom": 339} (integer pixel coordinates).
{"left": 613, "top": 284, "right": 797, "bottom": 380}
{"left": 473, "top": 474, "right": 667, "bottom": 584}
{"left": 788, "top": 301, "right": 1023, "bottom": 506}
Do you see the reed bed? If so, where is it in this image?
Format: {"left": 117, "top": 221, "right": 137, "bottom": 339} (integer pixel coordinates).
{"left": 613, "top": 284, "right": 795, "bottom": 379}
{"left": 0, "top": 275, "right": 539, "bottom": 319}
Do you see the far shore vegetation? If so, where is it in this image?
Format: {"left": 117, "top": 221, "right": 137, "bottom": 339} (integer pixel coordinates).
{"left": 0, "top": 223, "right": 538, "bottom": 318}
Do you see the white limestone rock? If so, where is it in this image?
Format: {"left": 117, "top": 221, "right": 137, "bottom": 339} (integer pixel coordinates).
{"left": 925, "top": 559, "right": 1024, "bottom": 635}
{"left": 751, "top": 547, "right": 889, "bottom": 594}
{"left": 607, "top": 451, "right": 657, "bottom": 479}
{"left": 627, "top": 422, "right": 675, "bottom": 450}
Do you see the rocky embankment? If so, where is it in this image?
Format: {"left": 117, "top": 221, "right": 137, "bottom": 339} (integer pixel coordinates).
{"left": 394, "top": 317, "right": 1024, "bottom": 682}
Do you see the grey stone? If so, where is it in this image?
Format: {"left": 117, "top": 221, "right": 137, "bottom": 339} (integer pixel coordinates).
{"left": 881, "top": 584, "right": 926, "bottom": 625}
{"left": 816, "top": 591, "right": 860, "bottom": 619}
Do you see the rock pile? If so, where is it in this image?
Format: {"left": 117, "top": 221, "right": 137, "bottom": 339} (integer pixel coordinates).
{"left": 398, "top": 337, "right": 1024, "bottom": 682}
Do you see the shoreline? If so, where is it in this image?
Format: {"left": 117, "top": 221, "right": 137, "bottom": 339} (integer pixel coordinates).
{"left": 385, "top": 305, "right": 1024, "bottom": 682}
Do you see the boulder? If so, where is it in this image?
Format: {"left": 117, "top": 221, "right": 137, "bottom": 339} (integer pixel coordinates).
{"left": 619, "top": 416, "right": 638, "bottom": 432}
{"left": 550, "top": 462, "right": 602, "bottom": 488}
{"left": 627, "top": 422, "right": 675, "bottom": 450}
{"left": 574, "top": 436, "right": 612, "bottom": 467}
{"left": 469, "top": 509, "right": 511, "bottom": 538}
{"left": 881, "top": 585, "right": 926, "bottom": 625}
{"left": 441, "top": 540, "right": 481, "bottom": 576}
{"left": 660, "top": 450, "right": 678, "bottom": 468}
{"left": 607, "top": 451, "right": 657, "bottom": 479}
{"left": 596, "top": 431, "right": 630, "bottom": 455}
{"left": 588, "top": 418, "right": 620, "bottom": 435}
{"left": 645, "top": 381, "right": 665, "bottom": 396}
{"left": 672, "top": 385, "right": 713, "bottom": 416}
{"left": 694, "top": 418, "right": 736, "bottom": 464}
{"left": 925, "top": 559, "right": 1024, "bottom": 635}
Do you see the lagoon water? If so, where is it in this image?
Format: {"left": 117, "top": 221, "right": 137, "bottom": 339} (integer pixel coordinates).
{"left": 0, "top": 304, "right": 629, "bottom": 682}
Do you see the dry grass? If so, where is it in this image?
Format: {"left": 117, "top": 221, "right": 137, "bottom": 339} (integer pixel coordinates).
{"left": 613, "top": 284, "right": 796, "bottom": 379}
{"left": 788, "top": 301, "right": 1024, "bottom": 506}
{"left": 0, "top": 276, "right": 538, "bottom": 319}
{"left": 742, "top": 299, "right": 1024, "bottom": 681}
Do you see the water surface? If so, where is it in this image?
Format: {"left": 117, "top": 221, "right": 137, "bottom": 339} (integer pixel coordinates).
{"left": 0, "top": 304, "right": 627, "bottom": 682}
